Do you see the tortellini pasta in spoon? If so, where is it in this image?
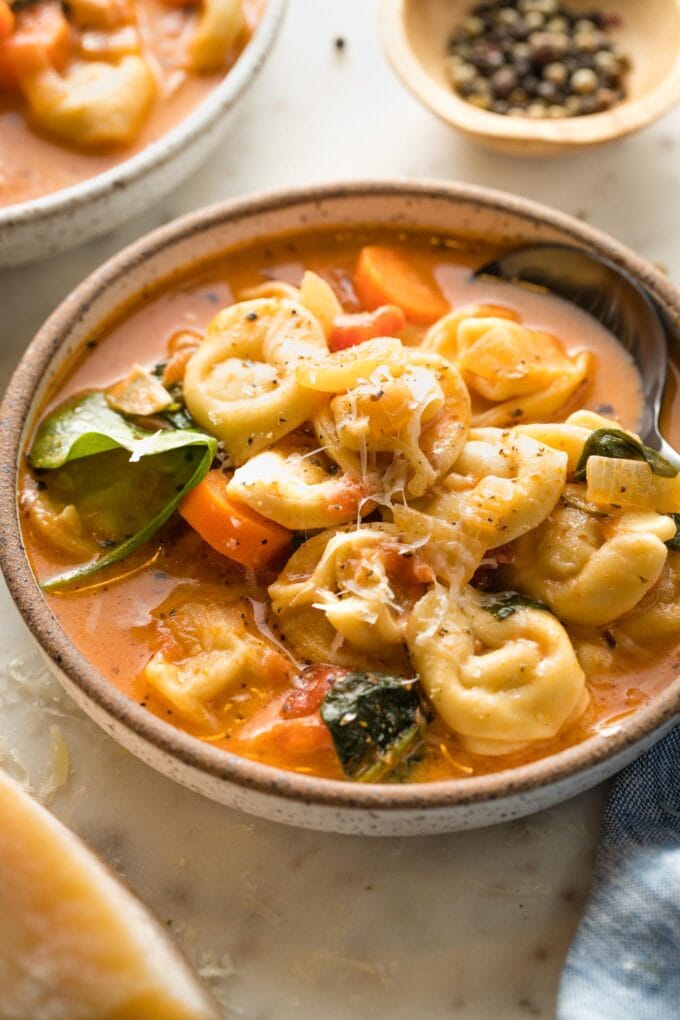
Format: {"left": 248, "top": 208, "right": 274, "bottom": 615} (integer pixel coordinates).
{"left": 424, "top": 304, "right": 592, "bottom": 427}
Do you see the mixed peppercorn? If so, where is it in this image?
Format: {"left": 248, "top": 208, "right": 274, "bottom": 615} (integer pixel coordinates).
{"left": 446, "top": 0, "right": 630, "bottom": 118}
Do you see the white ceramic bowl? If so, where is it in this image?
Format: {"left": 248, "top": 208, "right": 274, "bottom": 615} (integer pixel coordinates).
{"left": 0, "top": 0, "right": 286, "bottom": 269}
{"left": 2, "top": 181, "right": 679, "bottom": 835}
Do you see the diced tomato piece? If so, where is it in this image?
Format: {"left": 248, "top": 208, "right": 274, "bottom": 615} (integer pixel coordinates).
{"left": 329, "top": 304, "right": 407, "bottom": 352}
{"left": 161, "top": 330, "right": 201, "bottom": 387}
{"left": 268, "top": 714, "right": 334, "bottom": 756}
{"left": 381, "top": 544, "right": 435, "bottom": 588}
{"left": 235, "top": 665, "right": 350, "bottom": 758}
{"left": 280, "top": 665, "right": 346, "bottom": 718}
{"left": 0, "top": 2, "right": 71, "bottom": 93}
{"left": 0, "top": 2, "right": 15, "bottom": 43}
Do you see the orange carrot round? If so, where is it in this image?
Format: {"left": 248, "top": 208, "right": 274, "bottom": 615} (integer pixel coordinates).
{"left": 179, "top": 470, "right": 291, "bottom": 570}
{"left": 354, "top": 246, "right": 450, "bottom": 325}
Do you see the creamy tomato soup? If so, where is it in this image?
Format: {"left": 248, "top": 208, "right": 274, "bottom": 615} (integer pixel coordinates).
{"left": 21, "top": 228, "right": 680, "bottom": 785}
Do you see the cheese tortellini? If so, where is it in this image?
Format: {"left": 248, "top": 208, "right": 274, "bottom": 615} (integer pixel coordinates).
{"left": 613, "top": 552, "right": 680, "bottom": 648}
{"left": 424, "top": 427, "right": 568, "bottom": 566}
{"left": 299, "top": 338, "right": 471, "bottom": 497}
{"left": 184, "top": 298, "right": 329, "bottom": 465}
{"left": 145, "top": 601, "right": 289, "bottom": 729}
{"left": 424, "top": 305, "right": 592, "bottom": 427}
{"left": 239, "top": 271, "right": 342, "bottom": 340}
{"left": 407, "top": 585, "right": 588, "bottom": 755}
{"left": 269, "top": 525, "right": 426, "bottom": 672}
{"left": 187, "top": 0, "right": 247, "bottom": 73}
{"left": 503, "top": 499, "right": 675, "bottom": 627}
{"left": 228, "top": 438, "right": 367, "bottom": 530}
{"left": 21, "top": 56, "right": 155, "bottom": 148}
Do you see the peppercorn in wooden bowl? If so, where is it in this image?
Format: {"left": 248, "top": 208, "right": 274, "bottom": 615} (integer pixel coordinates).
{"left": 379, "top": 0, "right": 680, "bottom": 155}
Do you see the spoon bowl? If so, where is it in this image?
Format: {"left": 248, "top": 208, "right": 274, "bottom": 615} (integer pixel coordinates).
{"left": 475, "top": 242, "right": 678, "bottom": 464}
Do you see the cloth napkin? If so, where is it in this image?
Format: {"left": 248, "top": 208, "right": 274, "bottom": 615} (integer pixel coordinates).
{"left": 557, "top": 725, "right": 680, "bottom": 1019}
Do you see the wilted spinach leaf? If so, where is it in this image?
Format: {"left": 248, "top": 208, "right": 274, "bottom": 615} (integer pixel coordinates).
{"left": 480, "top": 591, "right": 550, "bottom": 621}
{"left": 560, "top": 488, "right": 610, "bottom": 518}
{"left": 29, "top": 393, "right": 217, "bottom": 591}
{"left": 321, "top": 671, "right": 424, "bottom": 782}
{"left": 666, "top": 514, "right": 680, "bottom": 552}
{"left": 573, "top": 428, "right": 677, "bottom": 482}
{"left": 163, "top": 406, "right": 195, "bottom": 430}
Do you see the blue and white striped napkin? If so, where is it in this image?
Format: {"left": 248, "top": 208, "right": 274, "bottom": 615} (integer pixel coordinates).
{"left": 558, "top": 726, "right": 680, "bottom": 1019}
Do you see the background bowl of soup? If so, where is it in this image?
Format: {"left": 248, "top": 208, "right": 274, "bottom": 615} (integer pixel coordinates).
{"left": 0, "top": 0, "right": 286, "bottom": 269}
{"left": 2, "top": 179, "right": 680, "bottom": 835}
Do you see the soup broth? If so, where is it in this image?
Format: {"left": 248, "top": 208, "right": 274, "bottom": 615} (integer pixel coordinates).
{"left": 21, "top": 228, "right": 680, "bottom": 785}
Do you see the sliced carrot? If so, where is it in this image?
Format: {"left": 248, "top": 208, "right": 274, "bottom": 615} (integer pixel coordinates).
{"left": 329, "top": 304, "right": 407, "bottom": 352}
{"left": 354, "top": 246, "right": 450, "bottom": 326}
{"left": 0, "top": 2, "right": 72, "bottom": 93}
{"left": 0, "top": 2, "right": 15, "bottom": 43}
{"left": 179, "top": 469, "right": 291, "bottom": 570}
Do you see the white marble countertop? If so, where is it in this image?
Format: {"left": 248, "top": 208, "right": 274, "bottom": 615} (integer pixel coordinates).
{"left": 1, "top": 2, "right": 679, "bottom": 1017}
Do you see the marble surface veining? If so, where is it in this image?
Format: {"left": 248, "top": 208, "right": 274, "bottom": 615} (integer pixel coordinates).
{"left": 1, "top": 1, "right": 679, "bottom": 1016}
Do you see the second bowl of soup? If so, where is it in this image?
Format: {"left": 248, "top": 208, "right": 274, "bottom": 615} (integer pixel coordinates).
{"left": 0, "top": 0, "right": 286, "bottom": 267}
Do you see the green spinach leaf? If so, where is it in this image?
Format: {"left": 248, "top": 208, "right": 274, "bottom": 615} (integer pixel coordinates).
{"left": 480, "top": 591, "right": 550, "bottom": 621}
{"left": 321, "top": 671, "right": 424, "bottom": 782}
{"left": 29, "top": 393, "right": 217, "bottom": 591}
{"left": 560, "top": 488, "right": 610, "bottom": 518}
{"left": 572, "top": 428, "right": 677, "bottom": 483}
{"left": 666, "top": 514, "right": 680, "bottom": 552}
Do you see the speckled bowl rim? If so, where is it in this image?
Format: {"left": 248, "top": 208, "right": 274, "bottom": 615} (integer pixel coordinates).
{"left": 2, "top": 179, "right": 680, "bottom": 815}
{"left": 0, "top": 0, "right": 287, "bottom": 228}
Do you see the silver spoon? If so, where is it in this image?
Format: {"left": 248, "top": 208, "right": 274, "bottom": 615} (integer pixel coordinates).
{"left": 474, "top": 242, "right": 679, "bottom": 467}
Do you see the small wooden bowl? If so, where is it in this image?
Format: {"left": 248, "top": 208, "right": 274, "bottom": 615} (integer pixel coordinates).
{"left": 379, "top": 0, "right": 680, "bottom": 156}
